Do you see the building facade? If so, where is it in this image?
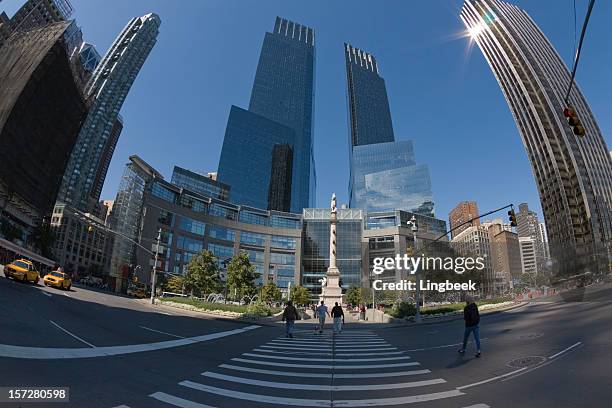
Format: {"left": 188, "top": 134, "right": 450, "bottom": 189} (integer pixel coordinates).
{"left": 488, "top": 222, "right": 521, "bottom": 291}
{"left": 345, "top": 44, "right": 434, "bottom": 215}
{"left": 171, "top": 166, "right": 230, "bottom": 201}
{"left": 3, "top": 0, "right": 72, "bottom": 36}
{"left": 452, "top": 225, "right": 494, "bottom": 296}
{"left": 58, "top": 13, "right": 160, "bottom": 212}
{"left": 449, "top": 201, "right": 480, "bottom": 239}
{"left": 515, "top": 203, "right": 546, "bottom": 272}
{"left": 0, "top": 22, "right": 87, "bottom": 238}
{"left": 461, "top": 0, "right": 612, "bottom": 276}
{"left": 519, "top": 237, "right": 538, "bottom": 276}
{"left": 218, "top": 17, "right": 316, "bottom": 213}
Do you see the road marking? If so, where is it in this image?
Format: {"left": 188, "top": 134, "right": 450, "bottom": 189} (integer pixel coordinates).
{"left": 159, "top": 312, "right": 175, "bottom": 316}
{"left": 405, "top": 339, "right": 487, "bottom": 352}
{"left": 49, "top": 320, "right": 96, "bottom": 348}
{"left": 203, "top": 371, "right": 445, "bottom": 391}
{"left": 548, "top": 341, "right": 582, "bottom": 359}
{"left": 461, "top": 404, "right": 490, "bottom": 408}
{"left": 261, "top": 345, "right": 398, "bottom": 352}
{"left": 139, "top": 326, "right": 185, "bottom": 339}
{"left": 180, "top": 380, "right": 463, "bottom": 407}
{"left": 253, "top": 348, "right": 405, "bottom": 356}
{"left": 111, "top": 405, "right": 131, "bottom": 408}
{"left": 231, "top": 357, "right": 420, "bottom": 369}
{"left": 149, "top": 392, "right": 216, "bottom": 408}
{"left": 241, "top": 352, "right": 411, "bottom": 362}
{"left": 41, "top": 291, "right": 52, "bottom": 297}
{"left": 217, "top": 364, "right": 431, "bottom": 379}
{"left": 269, "top": 340, "right": 391, "bottom": 348}
{"left": 456, "top": 367, "right": 529, "bottom": 390}
{"left": 253, "top": 348, "right": 332, "bottom": 356}
{"left": 273, "top": 338, "right": 386, "bottom": 344}
{"left": 0, "top": 325, "right": 260, "bottom": 359}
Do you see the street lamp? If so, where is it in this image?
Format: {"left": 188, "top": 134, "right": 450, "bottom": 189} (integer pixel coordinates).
{"left": 407, "top": 215, "right": 421, "bottom": 323}
{"left": 150, "top": 228, "right": 161, "bottom": 305}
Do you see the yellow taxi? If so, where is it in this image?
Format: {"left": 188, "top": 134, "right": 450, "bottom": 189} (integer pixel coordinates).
{"left": 3, "top": 259, "right": 40, "bottom": 284}
{"left": 43, "top": 270, "right": 72, "bottom": 290}
{"left": 127, "top": 281, "right": 146, "bottom": 298}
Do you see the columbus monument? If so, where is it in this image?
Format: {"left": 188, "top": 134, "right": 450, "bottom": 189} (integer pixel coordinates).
{"left": 319, "top": 193, "right": 343, "bottom": 306}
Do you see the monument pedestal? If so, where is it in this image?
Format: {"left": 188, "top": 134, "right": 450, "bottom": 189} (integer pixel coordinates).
{"left": 319, "top": 267, "right": 343, "bottom": 306}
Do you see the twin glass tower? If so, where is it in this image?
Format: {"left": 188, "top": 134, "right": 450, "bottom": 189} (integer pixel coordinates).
{"left": 218, "top": 18, "right": 434, "bottom": 217}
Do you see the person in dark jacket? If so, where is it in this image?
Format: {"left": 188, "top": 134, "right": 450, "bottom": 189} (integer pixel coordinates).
{"left": 282, "top": 300, "right": 300, "bottom": 338}
{"left": 458, "top": 296, "right": 481, "bottom": 357}
{"left": 330, "top": 302, "right": 344, "bottom": 334}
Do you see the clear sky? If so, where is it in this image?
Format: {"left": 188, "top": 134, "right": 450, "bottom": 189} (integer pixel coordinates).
{"left": 3, "top": 0, "right": 611, "bottom": 224}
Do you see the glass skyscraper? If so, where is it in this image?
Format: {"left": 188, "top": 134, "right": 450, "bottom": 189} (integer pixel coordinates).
{"left": 218, "top": 17, "right": 316, "bottom": 213}
{"left": 461, "top": 0, "right": 612, "bottom": 275}
{"left": 345, "top": 44, "right": 434, "bottom": 216}
{"left": 57, "top": 13, "right": 160, "bottom": 212}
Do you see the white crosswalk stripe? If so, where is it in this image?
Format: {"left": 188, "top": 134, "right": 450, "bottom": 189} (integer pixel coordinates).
{"left": 113, "top": 329, "right": 492, "bottom": 408}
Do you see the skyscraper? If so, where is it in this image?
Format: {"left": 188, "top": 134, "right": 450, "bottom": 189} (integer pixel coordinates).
{"left": 516, "top": 203, "right": 545, "bottom": 271}
{"left": 449, "top": 201, "right": 480, "bottom": 239}
{"left": 345, "top": 44, "right": 434, "bottom": 215}
{"left": 461, "top": 0, "right": 612, "bottom": 275}
{"left": 57, "top": 13, "right": 160, "bottom": 212}
{"left": 218, "top": 17, "right": 316, "bottom": 213}
{"left": 4, "top": 0, "right": 73, "bottom": 35}
{"left": 0, "top": 21, "right": 87, "bottom": 236}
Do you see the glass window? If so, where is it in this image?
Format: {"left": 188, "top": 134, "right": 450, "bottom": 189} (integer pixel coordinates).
{"left": 176, "top": 236, "right": 203, "bottom": 253}
{"left": 239, "top": 211, "right": 268, "bottom": 226}
{"left": 209, "top": 203, "right": 238, "bottom": 220}
{"left": 271, "top": 252, "right": 295, "bottom": 266}
{"left": 151, "top": 182, "right": 177, "bottom": 203}
{"left": 242, "top": 249, "right": 265, "bottom": 263}
{"left": 179, "top": 217, "right": 205, "bottom": 236}
{"left": 158, "top": 210, "right": 174, "bottom": 226}
{"left": 270, "top": 215, "right": 301, "bottom": 229}
{"left": 240, "top": 231, "right": 267, "bottom": 246}
{"left": 208, "top": 225, "right": 236, "bottom": 242}
{"left": 271, "top": 235, "right": 296, "bottom": 249}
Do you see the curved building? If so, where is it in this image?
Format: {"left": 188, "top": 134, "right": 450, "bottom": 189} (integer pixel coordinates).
{"left": 461, "top": 0, "right": 612, "bottom": 275}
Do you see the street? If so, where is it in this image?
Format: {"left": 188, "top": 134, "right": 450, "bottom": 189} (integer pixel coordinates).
{"left": 1, "top": 270, "right": 611, "bottom": 408}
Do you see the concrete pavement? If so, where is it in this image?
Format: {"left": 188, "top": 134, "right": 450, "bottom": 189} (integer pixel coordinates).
{"left": 1, "top": 269, "right": 611, "bottom": 407}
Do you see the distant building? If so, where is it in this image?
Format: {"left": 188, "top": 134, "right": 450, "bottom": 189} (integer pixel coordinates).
{"left": 519, "top": 237, "right": 538, "bottom": 276}
{"left": 345, "top": 44, "right": 434, "bottom": 215}
{"left": 218, "top": 17, "right": 316, "bottom": 213}
{"left": 452, "top": 225, "right": 494, "bottom": 296}
{"left": 538, "top": 222, "right": 550, "bottom": 260}
{"left": 487, "top": 222, "right": 521, "bottom": 291}
{"left": 0, "top": 22, "right": 87, "bottom": 239}
{"left": 516, "top": 203, "right": 546, "bottom": 271}
{"left": 449, "top": 201, "right": 480, "bottom": 239}
{"left": 51, "top": 203, "right": 111, "bottom": 278}
{"left": 57, "top": 13, "right": 161, "bottom": 212}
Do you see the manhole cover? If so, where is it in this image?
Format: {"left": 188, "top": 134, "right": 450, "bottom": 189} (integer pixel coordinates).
{"left": 507, "top": 356, "right": 546, "bottom": 368}
{"left": 518, "top": 333, "right": 544, "bottom": 340}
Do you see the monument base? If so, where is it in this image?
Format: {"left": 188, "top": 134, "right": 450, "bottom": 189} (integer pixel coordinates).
{"left": 319, "top": 267, "right": 343, "bottom": 306}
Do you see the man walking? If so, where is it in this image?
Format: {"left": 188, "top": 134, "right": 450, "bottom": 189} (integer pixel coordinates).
{"left": 282, "top": 300, "right": 300, "bottom": 338}
{"left": 458, "top": 296, "right": 481, "bottom": 357}
{"left": 316, "top": 301, "right": 330, "bottom": 334}
{"left": 331, "top": 302, "right": 344, "bottom": 334}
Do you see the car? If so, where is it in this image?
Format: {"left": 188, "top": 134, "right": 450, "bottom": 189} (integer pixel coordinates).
{"left": 43, "top": 271, "right": 72, "bottom": 290}
{"left": 126, "top": 281, "right": 146, "bottom": 298}
{"left": 3, "top": 259, "right": 40, "bottom": 284}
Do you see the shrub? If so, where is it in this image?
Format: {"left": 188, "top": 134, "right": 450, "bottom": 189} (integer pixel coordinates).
{"left": 246, "top": 301, "right": 273, "bottom": 317}
{"left": 389, "top": 301, "right": 416, "bottom": 318}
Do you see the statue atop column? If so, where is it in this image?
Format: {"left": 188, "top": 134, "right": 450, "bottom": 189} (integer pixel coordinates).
{"left": 320, "top": 193, "right": 343, "bottom": 305}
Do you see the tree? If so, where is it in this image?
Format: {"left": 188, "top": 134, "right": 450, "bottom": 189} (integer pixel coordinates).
{"left": 345, "top": 286, "right": 363, "bottom": 306}
{"left": 30, "top": 221, "right": 55, "bottom": 258}
{"left": 261, "top": 282, "right": 282, "bottom": 303}
{"left": 164, "top": 275, "right": 184, "bottom": 294}
{"left": 290, "top": 285, "right": 310, "bottom": 306}
{"left": 184, "top": 250, "right": 221, "bottom": 296}
{"left": 226, "top": 251, "right": 260, "bottom": 301}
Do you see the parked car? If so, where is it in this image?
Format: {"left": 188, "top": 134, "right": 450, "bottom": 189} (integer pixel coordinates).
{"left": 3, "top": 259, "right": 40, "bottom": 284}
{"left": 127, "top": 281, "right": 146, "bottom": 298}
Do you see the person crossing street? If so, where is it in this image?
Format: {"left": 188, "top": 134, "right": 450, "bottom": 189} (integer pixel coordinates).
{"left": 315, "top": 301, "right": 330, "bottom": 334}
{"left": 331, "top": 302, "right": 344, "bottom": 334}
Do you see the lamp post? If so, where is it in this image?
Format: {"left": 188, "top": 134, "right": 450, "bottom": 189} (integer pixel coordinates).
{"left": 407, "top": 215, "right": 421, "bottom": 323}
{"left": 150, "top": 228, "right": 161, "bottom": 305}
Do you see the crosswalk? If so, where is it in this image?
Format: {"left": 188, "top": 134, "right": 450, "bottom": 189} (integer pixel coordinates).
{"left": 114, "top": 329, "right": 491, "bottom": 408}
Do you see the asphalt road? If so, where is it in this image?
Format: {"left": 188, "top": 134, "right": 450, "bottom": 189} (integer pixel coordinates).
{"left": 1, "top": 268, "right": 611, "bottom": 408}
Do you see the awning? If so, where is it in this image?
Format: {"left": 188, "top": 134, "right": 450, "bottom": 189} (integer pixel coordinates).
{"left": 0, "top": 238, "right": 56, "bottom": 267}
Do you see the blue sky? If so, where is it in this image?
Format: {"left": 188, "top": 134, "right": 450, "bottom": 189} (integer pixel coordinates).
{"left": 4, "top": 0, "right": 611, "bottom": 224}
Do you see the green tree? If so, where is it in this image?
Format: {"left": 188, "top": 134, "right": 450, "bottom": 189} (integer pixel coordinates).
{"left": 30, "top": 221, "right": 55, "bottom": 258}
{"left": 261, "top": 282, "right": 282, "bottom": 303}
{"left": 164, "top": 275, "right": 185, "bottom": 294}
{"left": 345, "top": 286, "right": 363, "bottom": 306}
{"left": 184, "top": 250, "right": 221, "bottom": 296}
{"left": 226, "top": 251, "right": 260, "bottom": 301}
{"left": 290, "top": 285, "right": 310, "bottom": 306}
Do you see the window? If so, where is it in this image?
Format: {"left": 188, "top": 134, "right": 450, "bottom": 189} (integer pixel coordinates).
{"left": 209, "top": 204, "right": 237, "bottom": 220}
{"left": 270, "top": 215, "right": 301, "bottom": 229}
{"left": 271, "top": 252, "right": 295, "bottom": 266}
{"left": 242, "top": 249, "right": 264, "bottom": 263}
{"left": 176, "top": 236, "right": 203, "bottom": 253}
{"left": 158, "top": 210, "right": 174, "bottom": 226}
{"left": 239, "top": 211, "right": 268, "bottom": 226}
{"left": 151, "top": 182, "right": 177, "bottom": 203}
{"left": 271, "top": 235, "right": 296, "bottom": 249}
{"left": 179, "top": 217, "right": 205, "bottom": 236}
{"left": 240, "top": 231, "right": 267, "bottom": 247}
{"left": 208, "top": 225, "right": 236, "bottom": 242}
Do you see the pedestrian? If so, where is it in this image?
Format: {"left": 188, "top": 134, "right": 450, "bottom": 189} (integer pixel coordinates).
{"left": 331, "top": 302, "right": 344, "bottom": 334}
{"left": 360, "top": 304, "right": 366, "bottom": 321}
{"left": 458, "top": 295, "right": 481, "bottom": 357}
{"left": 282, "top": 300, "right": 300, "bottom": 338}
{"left": 316, "top": 301, "right": 330, "bottom": 334}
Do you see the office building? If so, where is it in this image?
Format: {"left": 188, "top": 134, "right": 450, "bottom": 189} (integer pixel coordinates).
{"left": 0, "top": 22, "right": 87, "bottom": 238}
{"left": 539, "top": 222, "right": 550, "bottom": 260}
{"left": 345, "top": 44, "right": 434, "bottom": 215}
{"left": 51, "top": 203, "right": 111, "bottom": 277}
{"left": 452, "top": 225, "right": 494, "bottom": 296}
{"left": 519, "top": 237, "right": 538, "bottom": 276}
{"left": 461, "top": 0, "right": 612, "bottom": 275}
{"left": 449, "top": 201, "right": 480, "bottom": 239}
{"left": 0, "top": 12, "right": 10, "bottom": 48}
{"left": 268, "top": 144, "right": 293, "bottom": 212}
{"left": 171, "top": 166, "right": 230, "bottom": 201}
{"left": 487, "top": 222, "right": 521, "bottom": 290}
{"left": 4, "top": 0, "right": 72, "bottom": 34}
{"left": 218, "top": 17, "right": 316, "bottom": 213}
{"left": 516, "top": 203, "right": 545, "bottom": 271}
{"left": 58, "top": 13, "right": 161, "bottom": 212}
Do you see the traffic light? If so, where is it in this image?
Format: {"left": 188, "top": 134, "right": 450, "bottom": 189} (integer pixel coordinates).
{"left": 563, "top": 105, "right": 585, "bottom": 136}
{"left": 508, "top": 209, "right": 517, "bottom": 227}
{"left": 406, "top": 246, "right": 414, "bottom": 257}
{"left": 87, "top": 225, "right": 94, "bottom": 233}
